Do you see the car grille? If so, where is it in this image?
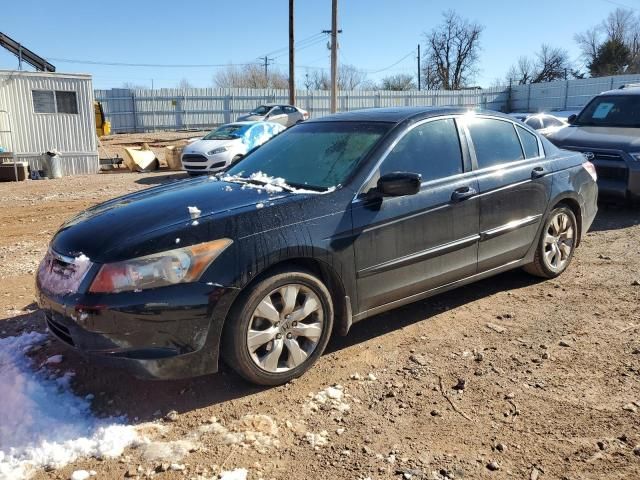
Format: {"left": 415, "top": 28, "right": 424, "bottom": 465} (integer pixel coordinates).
{"left": 182, "top": 154, "right": 208, "bottom": 163}
{"left": 184, "top": 164, "right": 207, "bottom": 170}
{"left": 593, "top": 152, "right": 623, "bottom": 162}
{"left": 562, "top": 147, "right": 629, "bottom": 182}
{"left": 46, "top": 313, "right": 75, "bottom": 346}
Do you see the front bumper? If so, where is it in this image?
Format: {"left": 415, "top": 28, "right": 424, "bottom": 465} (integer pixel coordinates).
{"left": 36, "top": 281, "right": 238, "bottom": 380}
{"left": 562, "top": 148, "right": 640, "bottom": 199}
{"left": 181, "top": 151, "right": 234, "bottom": 173}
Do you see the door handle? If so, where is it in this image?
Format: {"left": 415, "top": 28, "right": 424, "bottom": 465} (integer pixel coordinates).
{"left": 451, "top": 186, "right": 477, "bottom": 202}
{"left": 531, "top": 166, "right": 548, "bottom": 179}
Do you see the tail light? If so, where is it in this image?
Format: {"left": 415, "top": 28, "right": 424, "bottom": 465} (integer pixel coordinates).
{"left": 582, "top": 161, "right": 597, "bottom": 181}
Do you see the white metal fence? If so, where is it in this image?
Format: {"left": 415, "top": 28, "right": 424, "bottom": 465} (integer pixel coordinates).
{"left": 95, "top": 74, "right": 640, "bottom": 133}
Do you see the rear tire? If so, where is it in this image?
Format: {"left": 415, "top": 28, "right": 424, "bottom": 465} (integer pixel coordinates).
{"left": 524, "top": 205, "right": 578, "bottom": 278}
{"left": 222, "top": 269, "right": 334, "bottom": 386}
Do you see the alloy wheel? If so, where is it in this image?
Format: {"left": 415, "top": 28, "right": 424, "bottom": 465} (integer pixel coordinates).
{"left": 246, "top": 283, "right": 324, "bottom": 373}
{"left": 543, "top": 211, "right": 575, "bottom": 272}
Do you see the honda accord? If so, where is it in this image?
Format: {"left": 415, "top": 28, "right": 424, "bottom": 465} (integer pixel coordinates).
{"left": 36, "top": 107, "right": 598, "bottom": 385}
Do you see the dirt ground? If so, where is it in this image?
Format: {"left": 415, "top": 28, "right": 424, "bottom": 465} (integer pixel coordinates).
{"left": 1, "top": 166, "right": 639, "bottom": 480}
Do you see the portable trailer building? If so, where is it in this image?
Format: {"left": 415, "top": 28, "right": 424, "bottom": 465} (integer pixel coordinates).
{"left": 0, "top": 70, "right": 98, "bottom": 176}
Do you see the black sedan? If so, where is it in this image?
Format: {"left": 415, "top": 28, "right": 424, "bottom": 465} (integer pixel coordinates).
{"left": 36, "top": 107, "right": 598, "bottom": 385}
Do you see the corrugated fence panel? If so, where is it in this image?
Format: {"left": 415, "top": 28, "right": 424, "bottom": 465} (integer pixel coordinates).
{"left": 94, "top": 74, "right": 640, "bottom": 133}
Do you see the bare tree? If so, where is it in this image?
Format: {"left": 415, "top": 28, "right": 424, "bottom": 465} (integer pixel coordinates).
{"left": 380, "top": 74, "right": 417, "bottom": 91}
{"left": 306, "top": 64, "right": 369, "bottom": 90}
{"left": 213, "top": 64, "right": 288, "bottom": 89}
{"left": 421, "top": 10, "right": 484, "bottom": 90}
{"left": 121, "top": 82, "right": 148, "bottom": 90}
{"left": 505, "top": 45, "right": 573, "bottom": 84}
{"left": 506, "top": 56, "right": 535, "bottom": 85}
{"left": 177, "top": 78, "right": 193, "bottom": 89}
{"left": 532, "top": 45, "right": 572, "bottom": 83}
{"left": 575, "top": 8, "right": 640, "bottom": 75}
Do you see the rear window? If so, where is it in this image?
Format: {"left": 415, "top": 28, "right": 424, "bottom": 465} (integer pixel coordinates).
{"left": 466, "top": 118, "right": 524, "bottom": 169}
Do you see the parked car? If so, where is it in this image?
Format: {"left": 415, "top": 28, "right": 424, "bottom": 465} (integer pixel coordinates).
{"left": 181, "top": 121, "right": 285, "bottom": 174}
{"left": 36, "top": 107, "right": 597, "bottom": 386}
{"left": 547, "top": 85, "right": 640, "bottom": 201}
{"left": 236, "top": 103, "right": 309, "bottom": 127}
{"left": 510, "top": 113, "right": 568, "bottom": 137}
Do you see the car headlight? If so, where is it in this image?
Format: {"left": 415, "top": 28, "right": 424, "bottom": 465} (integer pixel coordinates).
{"left": 630, "top": 152, "right": 640, "bottom": 162}
{"left": 208, "top": 147, "right": 228, "bottom": 155}
{"left": 88, "top": 239, "right": 232, "bottom": 293}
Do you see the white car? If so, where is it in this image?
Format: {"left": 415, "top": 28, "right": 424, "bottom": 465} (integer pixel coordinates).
{"left": 181, "top": 121, "right": 286, "bottom": 174}
{"left": 510, "top": 113, "right": 569, "bottom": 138}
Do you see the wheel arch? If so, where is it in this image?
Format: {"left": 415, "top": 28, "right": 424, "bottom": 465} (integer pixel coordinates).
{"left": 218, "top": 256, "right": 352, "bottom": 356}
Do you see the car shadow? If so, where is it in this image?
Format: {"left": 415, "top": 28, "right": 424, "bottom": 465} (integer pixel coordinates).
{"left": 589, "top": 201, "right": 640, "bottom": 233}
{"left": 2, "top": 268, "right": 545, "bottom": 423}
{"left": 327, "top": 268, "right": 542, "bottom": 355}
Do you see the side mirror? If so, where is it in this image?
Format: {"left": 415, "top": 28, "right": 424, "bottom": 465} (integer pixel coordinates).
{"left": 376, "top": 172, "right": 422, "bottom": 197}
{"left": 568, "top": 114, "right": 577, "bottom": 124}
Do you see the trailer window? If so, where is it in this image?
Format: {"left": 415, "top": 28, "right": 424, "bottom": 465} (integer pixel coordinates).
{"left": 56, "top": 91, "right": 78, "bottom": 114}
{"left": 32, "top": 90, "right": 78, "bottom": 114}
{"left": 32, "top": 90, "right": 56, "bottom": 113}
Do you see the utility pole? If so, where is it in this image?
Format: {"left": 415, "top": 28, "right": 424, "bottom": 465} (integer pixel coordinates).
{"left": 288, "top": 0, "right": 295, "bottom": 105}
{"left": 330, "top": 0, "right": 338, "bottom": 113}
{"left": 417, "top": 44, "right": 421, "bottom": 91}
{"left": 261, "top": 56, "right": 274, "bottom": 84}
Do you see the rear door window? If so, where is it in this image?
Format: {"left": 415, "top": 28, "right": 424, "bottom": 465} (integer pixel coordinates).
{"left": 516, "top": 125, "right": 540, "bottom": 159}
{"left": 380, "top": 119, "right": 464, "bottom": 182}
{"left": 466, "top": 118, "right": 524, "bottom": 169}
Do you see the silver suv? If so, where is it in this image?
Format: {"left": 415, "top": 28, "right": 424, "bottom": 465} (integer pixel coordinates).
{"left": 548, "top": 85, "right": 640, "bottom": 201}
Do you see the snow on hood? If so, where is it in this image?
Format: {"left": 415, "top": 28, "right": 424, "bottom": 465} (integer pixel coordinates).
{"left": 220, "top": 171, "right": 337, "bottom": 195}
{"left": 0, "top": 332, "right": 139, "bottom": 479}
{"left": 182, "top": 138, "right": 240, "bottom": 155}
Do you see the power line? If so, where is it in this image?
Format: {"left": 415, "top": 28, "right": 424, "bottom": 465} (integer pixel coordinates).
{"left": 364, "top": 50, "right": 416, "bottom": 74}
{"left": 262, "top": 32, "right": 326, "bottom": 58}
{"left": 46, "top": 58, "right": 256, "bottom": 68}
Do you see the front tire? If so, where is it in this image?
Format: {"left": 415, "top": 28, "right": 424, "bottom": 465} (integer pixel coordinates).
{"left": 524, "top": 205, "right": 578, "bottom": 278}
{"left": 222, "top": 269, "right": 334, "bottom": 385}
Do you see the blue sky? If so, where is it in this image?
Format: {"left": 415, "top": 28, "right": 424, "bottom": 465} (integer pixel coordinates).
{"left": 0, "top": 0, "right": 625, "bottom": 89}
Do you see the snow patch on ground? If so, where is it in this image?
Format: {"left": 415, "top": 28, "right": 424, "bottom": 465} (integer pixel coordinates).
{"left": 305, "top": 385, "right": 350, "bottom": 414}
{"left": 0, "top": 332, "right": 139, "bottom": 479}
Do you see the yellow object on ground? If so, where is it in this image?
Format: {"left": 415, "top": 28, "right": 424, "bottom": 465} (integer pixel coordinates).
{"left": 94, "top": 101, "right": 111, "bottom": 137}
{"left": 123, "top": 147, "right": 158, "bottom": 172}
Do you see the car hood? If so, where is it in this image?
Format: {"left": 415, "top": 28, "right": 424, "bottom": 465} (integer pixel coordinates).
{"left": 548, "top": 125, "right": 640, "bottom": 151}
{"left": 51, "top": 176, "right": 296, "bottom": 263}
{"left": 182, "top": 139, "right": 240, "bottom": 155}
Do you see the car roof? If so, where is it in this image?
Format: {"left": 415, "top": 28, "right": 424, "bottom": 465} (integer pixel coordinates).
{"left": 598, "top": 86, "right": 640, "bottom": 96}
{"left": 261, "top": 103, "right": 294, "bottom": 107}
{"left": 306, "top": 106, "right": 515, "bottom": 124}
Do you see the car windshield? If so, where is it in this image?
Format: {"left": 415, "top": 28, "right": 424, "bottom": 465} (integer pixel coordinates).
{"left": 250, "top": 105, "right": 272, "bottom": 115}
{"left": 225, "top": 122, "right": 391, "bottom": 189}
{"left": 575, "top": 95, "right": 640, "bottom": 127}
{"left": 202, "top": 124, "right": 249, "bottom": 140}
